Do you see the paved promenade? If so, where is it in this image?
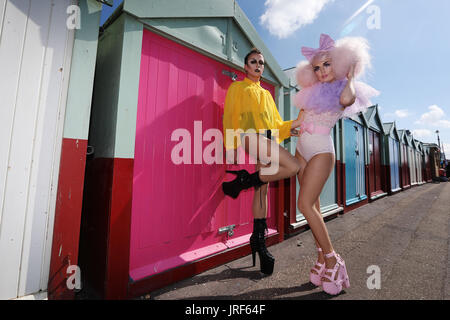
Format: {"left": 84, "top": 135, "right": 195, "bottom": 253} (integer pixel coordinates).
{"left": 148, "top": 182, "right": 450, "bottom": 300}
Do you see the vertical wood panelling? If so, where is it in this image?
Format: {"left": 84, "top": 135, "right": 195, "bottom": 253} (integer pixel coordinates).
{"left": 0, "top": 0, "right": 33, "bottom": 300}
{"left": 0, "top": 0, "right": 7, "bottom": 40}
{"left": 0, "top": 0, "right": 30, "bottom": 231}
{"left": 38, "top": 0, "right": 75, "bottom": 294}
{"left": 13, "top": 0, "right": 53, "bottom": 297}
{"left": 344, "top": 120, "right": 366, "bottom": 205}
{"left": 0, "top": 0, "right": 74, "bottom": 299}
{"left": 20, "top": 0, "right": 73, "bottom": 297}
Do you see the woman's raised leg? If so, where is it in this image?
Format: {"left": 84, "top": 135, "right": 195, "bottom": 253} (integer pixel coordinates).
{"left": 243, "top": 133, "right": 301, "bottom": 183}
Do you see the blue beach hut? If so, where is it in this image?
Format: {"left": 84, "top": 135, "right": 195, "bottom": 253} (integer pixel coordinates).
{"left": 382, "top": 122, "right": 401, "bottom": 194}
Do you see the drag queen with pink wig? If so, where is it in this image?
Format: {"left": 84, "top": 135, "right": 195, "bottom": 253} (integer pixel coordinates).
{"left": 294, "top": 34, "right": 379, "bottom": 295}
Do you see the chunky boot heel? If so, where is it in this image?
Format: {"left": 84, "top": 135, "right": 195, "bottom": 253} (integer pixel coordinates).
{"left": 249, "top": 218, "right": 275, "bottom": 275}
{"left": 251, "top": 245, "right": 256, "bottom": 267}
{"left": 222, "top": 170, "right": 266, "bottom": 199}
{"left": 259, "top": 254, "right": 274, "bottom": 275}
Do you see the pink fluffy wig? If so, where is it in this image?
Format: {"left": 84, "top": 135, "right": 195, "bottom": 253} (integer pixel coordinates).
{"left": 296, "top": 35, "right": 372, "bottom": 88}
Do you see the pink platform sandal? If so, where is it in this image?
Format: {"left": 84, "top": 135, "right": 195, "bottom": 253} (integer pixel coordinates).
{"left": 310, "top": 247, "right": 326, "bottom": 286}
{"left": 322, "top": 251, "right": 350, "bottom": 295}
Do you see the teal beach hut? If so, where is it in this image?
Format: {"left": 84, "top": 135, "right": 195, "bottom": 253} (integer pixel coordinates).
{"left": 342, "top": 113, "right": 369, "bottom": 211}
{"left": 382, "top": 122, "right": 401, "bottom": 194}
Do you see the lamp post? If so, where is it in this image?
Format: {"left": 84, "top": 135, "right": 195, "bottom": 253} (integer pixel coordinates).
{"left": 436, "top": 130, "right": 442, "bottom": 168}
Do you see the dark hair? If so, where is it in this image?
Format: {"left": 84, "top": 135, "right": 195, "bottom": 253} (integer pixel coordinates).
{"left": 244, "top": 48, "right": 262, "bottom": 65}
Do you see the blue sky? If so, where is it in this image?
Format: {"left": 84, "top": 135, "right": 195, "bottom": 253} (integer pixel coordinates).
{"left": 100, "top": 0, "right": 450, "bottom": 155}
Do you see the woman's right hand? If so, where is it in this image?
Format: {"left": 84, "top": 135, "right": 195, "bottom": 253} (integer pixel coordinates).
{"left": 291, "top": 109, "right": 304, "bottom": 129}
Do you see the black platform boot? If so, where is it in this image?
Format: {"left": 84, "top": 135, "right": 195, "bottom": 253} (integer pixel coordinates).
{"left": 250, "top": 218, "right": 275, "bottom": 275}
{"left": 222, "top": 170, "right": 267, "bottom": 199}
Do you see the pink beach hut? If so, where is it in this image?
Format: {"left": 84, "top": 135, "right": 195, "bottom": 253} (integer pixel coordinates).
{"left": 79, "top": 0, "right": 293, "bottom": 299}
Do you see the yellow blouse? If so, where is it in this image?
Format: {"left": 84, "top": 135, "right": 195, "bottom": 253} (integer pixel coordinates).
{"left": 223, "top": 77, "right": 293, "bottom": 150}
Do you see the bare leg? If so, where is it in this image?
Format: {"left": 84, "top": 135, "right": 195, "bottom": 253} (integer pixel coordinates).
{"left": 296, "top": 152, "right": 338, "bottom": 282}
{"left": 252, "top": 162, "right": 269, "bottom": 219}
{"left": 312, "top": 199, "right": 324, "bottom": 264}
{"left": 295, "top": 151, "right": 324, "bottom": 273}
{"left": 243, "top": 134, "right": 301, "bottom": 183}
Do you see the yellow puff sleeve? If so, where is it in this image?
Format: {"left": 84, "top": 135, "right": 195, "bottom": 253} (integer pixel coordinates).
{"left": 223, "top": 82, "right": 241, "bottom": 150}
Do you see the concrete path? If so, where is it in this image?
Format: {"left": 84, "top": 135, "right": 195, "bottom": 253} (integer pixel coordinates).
{"left": 148, "top": 182, "right": 450, "bottom": 300}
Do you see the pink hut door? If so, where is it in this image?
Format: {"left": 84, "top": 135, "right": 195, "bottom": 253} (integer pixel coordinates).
{"left": 129, "top": 29, "right": 278, "bottom": 280}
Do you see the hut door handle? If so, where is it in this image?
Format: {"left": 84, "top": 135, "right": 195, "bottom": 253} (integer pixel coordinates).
{"left": 219, "top": 224, "right": 236, "bottom": 237}
{"left": 222, "top": 70, "right": 237, "bottom": 81}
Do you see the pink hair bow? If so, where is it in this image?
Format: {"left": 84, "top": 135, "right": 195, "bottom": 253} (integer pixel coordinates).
{"left": 301, "top": 33, "right": 335, "bottom": 62}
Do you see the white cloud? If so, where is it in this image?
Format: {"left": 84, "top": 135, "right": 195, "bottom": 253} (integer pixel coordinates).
{"left": 412, "top": 129, "right": 432, "bottom": 139}
{"left": 382, "top": 107, "right": 411, "bottom": 119}
{"left": 394, "top": 109, "right": 411, "bottom": 118}
{"left": 260, "top": 0, "right": 334, "bottom": 39}
{"left": 415, "top": 105, "right": 450, "bottom": 128}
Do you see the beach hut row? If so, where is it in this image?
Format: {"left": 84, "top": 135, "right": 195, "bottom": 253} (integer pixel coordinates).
{"left": 0, "top": 0, "right": 443, "bottom": 300}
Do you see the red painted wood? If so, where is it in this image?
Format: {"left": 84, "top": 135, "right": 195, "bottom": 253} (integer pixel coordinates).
{"left": 373, "top": 132, "right": 382, "bottom": 192}
{"left": 78, "top": 157, "right": 133, "bottom": 299}
{"left": 368, "top": 131, "right": 375, "bottom": 196}
{"left": 341, "top": 163, "right": 346, "bottom": 210}
{"left": 276, "top": 180, "right": 284, "bottom": 242}
{"left": 400, "top": 144, "right": 410, "bottom": 188}
{"left": 365, "top": 165, "right": 370, "bottom": 199}
{"left": 336, "top": 160, "right": 343, "bottom": 207}
{"left": 48, "top": 138, "right": 87, "bottom": 300}
{"left": 105, "top": 158, "right": 134, "bottom": 299}
{"left": 78, "top": 157, "right": 113, "bottom": 299}
{"left": 343, "top": 197, "right": 369, "bottom": 214}
{"left": 368, "top": 130, "right": 383, "bottom": 198}
{"left": 384, "top": 164, "right": 392, "bottom": 194}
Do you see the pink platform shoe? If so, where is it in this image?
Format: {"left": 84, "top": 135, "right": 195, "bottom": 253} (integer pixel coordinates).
{"left": 322, "top": 251, "right": 350, "bottom": 295}
{"left": 310, "top": 247, "right": 325, "bottom": 286}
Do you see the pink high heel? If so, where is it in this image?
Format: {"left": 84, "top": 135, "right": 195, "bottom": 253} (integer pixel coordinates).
{"left": 310, "top": 247, "right": 325, "bottom": 286}
{"left": 322, "top": 251, "right": 350, "bottom": 295}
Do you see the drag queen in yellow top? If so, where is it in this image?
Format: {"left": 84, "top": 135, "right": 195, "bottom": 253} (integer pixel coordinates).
{"left": 222, "top": 48, "right": 302, "bottom": 275}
